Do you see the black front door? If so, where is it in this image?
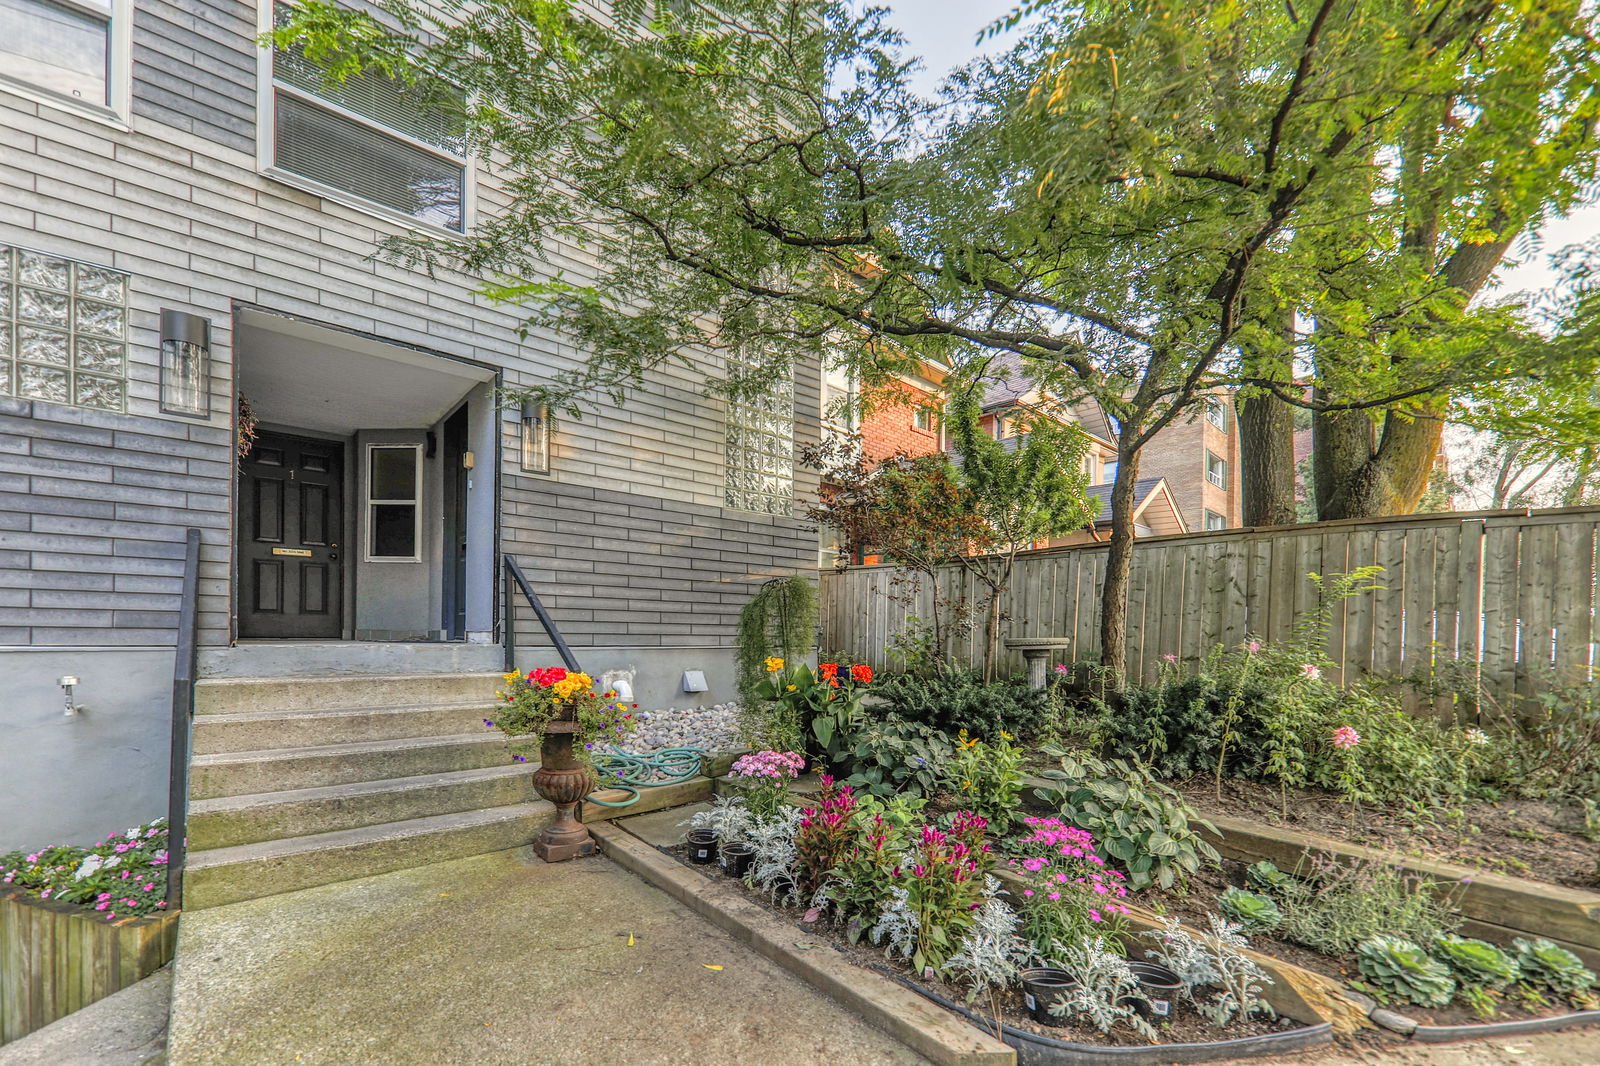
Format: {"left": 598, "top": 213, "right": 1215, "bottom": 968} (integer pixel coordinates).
{"left": 239, "top": 430, "right": 344, "bottom": 639}
{"left": 441, "top": 406, "right": 468, "bottom": 641}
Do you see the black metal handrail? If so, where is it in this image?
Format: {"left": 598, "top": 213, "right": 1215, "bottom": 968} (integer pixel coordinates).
{"left": 504, "top": 553, "right": 582, "bottom": 673}
{"left": 166, "top": 528, "right": 202, "bottom": 910}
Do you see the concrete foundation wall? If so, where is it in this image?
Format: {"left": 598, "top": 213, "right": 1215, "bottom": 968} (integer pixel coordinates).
{"left": 511, "top": 644, "right": 742, "bottom": 713}
{"left": 0, "top": 648, "right": 173, "bottom": 851}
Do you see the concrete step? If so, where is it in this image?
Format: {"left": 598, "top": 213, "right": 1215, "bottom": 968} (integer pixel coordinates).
{"left": 189, "top": 733, "right": 511, "bottom": 799}
{"left": 181, "top": 803, "right": 552, "bottom": 910}
{"left": 190, "top": 701, "right": 502, "bottom": 755}
{"left": 193, "top": 673, "right": 504, "bottom": 715}
{"left": 198, "top": 641, "right": 504, "bottom": 679}
{"left": 187, "top": 763, "right": 541, "bottom": 850}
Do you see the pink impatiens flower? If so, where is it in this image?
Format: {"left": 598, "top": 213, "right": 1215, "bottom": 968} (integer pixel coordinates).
{"left": 1331, "top": 725, "right": 1361, "bottom": 749}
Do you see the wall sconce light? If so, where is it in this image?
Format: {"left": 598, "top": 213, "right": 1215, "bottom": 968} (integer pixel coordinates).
{"left": 520, "top": 399, "right": 550, "bottom": 474}
{"left": 159, "top": 309, "right": 212, "bottom": 418}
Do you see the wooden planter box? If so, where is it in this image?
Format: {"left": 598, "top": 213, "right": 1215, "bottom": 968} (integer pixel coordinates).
{"left": 0, "top": 891, "right": 178, "bottom": 1045}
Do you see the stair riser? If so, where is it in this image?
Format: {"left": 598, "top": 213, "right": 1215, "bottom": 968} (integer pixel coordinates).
{"left": 188, "top": 771, "right": 540, "bottom": 850}
{"left": 182, "top": 810, "right": 552, "bottom": 910}
{"left": 191, "top": 706, "right": 500, "bottom": 755}
{"left": 190, "top": 738, "right": 510, "bottom": 799}
{"left": 195, "top": 675, "right": 503, "bottom": 715}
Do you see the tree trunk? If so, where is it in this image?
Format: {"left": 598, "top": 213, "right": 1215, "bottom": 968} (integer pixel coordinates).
{"left": 1238, "top": 390, "right": 1298, "bottom": 526}
{"left": 1098, "top": 445, "right": 1142, "bottom": 687}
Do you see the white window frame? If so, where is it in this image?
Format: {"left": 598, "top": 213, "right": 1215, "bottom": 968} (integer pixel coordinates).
{"left": 913, "top": 406, "right": 935, "bottom": 433}
{"left": 1206, "top": 396, "right": 1228, "bottom": 431}
{"left": 1101, "top": 458, "right": 1118, "bottom": 485}
{"left": 1205, "top": 450, "right": 1228, "bottom": 489}
{"left": 255, "top": 0, "right": 474, "bottom": 236}
{"left": 0, "top": 0, "right": 131, "bottom": 128}
{"left": 1204, "top": 509, "right": 1226, "bottom": 531}
{"left": 365, "top": 443, "right": 423, "bottom": 563}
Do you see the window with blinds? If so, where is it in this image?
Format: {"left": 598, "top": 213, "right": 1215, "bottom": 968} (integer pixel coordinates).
{"left": 268, "top": 14, "right": 467, "bottom": 232}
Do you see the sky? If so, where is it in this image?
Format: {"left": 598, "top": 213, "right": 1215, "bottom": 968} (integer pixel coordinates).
{"left": 882, "top": 0, "right": 1600, "bottom": 305}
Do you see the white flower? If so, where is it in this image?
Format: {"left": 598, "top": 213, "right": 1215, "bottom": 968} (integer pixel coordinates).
{"left": 1300, "top": 664, "right": 1321, "bottom": 681}
{"left": 73, "top": 854, "right": 104, "bottom": 881}
{"left": 1464, "top": 728, "right": 1490, "bottom": 746}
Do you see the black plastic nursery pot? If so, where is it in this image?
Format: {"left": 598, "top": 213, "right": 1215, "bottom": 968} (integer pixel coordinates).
{"left": 1125, "top": 961, "right": 1183, "bottom": 1022}
{"left": 685, "top": 829, "right": 718, "bottom": 864}
{"left": 721, "top": 841, "right": 755, "bottom": 879}
{"left": 1020, "top": 967, "right": 1078, "bottom": 1026}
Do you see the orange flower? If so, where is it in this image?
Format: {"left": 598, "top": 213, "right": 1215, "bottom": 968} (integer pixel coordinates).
{"left": 818, "top": 663, "right": 839, "bottom": 680}
{"left": 850, "top": 664, "right": 873, "bottom": 684}
{"left": 829, "top": 678, "right": 840, "bottom": 688}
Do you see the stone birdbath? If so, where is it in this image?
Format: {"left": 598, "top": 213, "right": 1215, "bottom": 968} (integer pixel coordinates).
{"left": 1004, "top": 637, "right": 1074, "bottom": 690}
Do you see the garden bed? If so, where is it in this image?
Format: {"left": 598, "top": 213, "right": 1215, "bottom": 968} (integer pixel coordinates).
{"left": 1179, "top": 778, "right": 1599, "bottom": 891}
{"left": 1145, "top": 856, "right": 1600, "bottom": 1036}
{"left": 635, "top": 820, "right": 1335, "bottom": 1062}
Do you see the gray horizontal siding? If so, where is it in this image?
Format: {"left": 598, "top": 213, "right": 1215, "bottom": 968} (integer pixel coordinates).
{"left": 131, "top": 0, "right": 258, "bottom": 154}
{"left": 0, "top": 397, "right": 230, "bottom": 646}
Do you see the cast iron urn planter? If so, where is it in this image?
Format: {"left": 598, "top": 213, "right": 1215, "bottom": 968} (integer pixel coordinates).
{"left": 529, "top": 713, "right": 597, "bottom": 862}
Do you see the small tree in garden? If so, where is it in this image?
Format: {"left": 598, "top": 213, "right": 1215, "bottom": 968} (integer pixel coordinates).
{"left": 800, "top": 433, "right": 988, "bottom": 664}
{"left": 946, "top": 392, "right": 1098, "bottom": 681}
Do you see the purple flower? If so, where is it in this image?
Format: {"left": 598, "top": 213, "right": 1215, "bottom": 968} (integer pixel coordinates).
{"left": 512, "top": 755, "right": 528, "bottom": 763}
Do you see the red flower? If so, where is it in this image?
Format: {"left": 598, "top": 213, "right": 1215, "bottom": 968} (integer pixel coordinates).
{"left": 850, "top": 664, "right": 873, "bottom": 684}
{"left": 829, "top": 678, "right": 840, "bottom": 688}
{"left": 527, "top": 666, "right": 569, "bottom": 687}
{"left": 818, "top": 663, "right": 839, "bottom": 680}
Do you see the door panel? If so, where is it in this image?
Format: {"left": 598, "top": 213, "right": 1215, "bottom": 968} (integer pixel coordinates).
{"left": 239, "top": 430, "right": 345, "bottom": 638}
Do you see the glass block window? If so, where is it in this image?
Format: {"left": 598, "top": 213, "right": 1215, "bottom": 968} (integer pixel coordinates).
{"left": 725, "top": 374, "right": 795, "bottom": 516}
{"left": 0, "top": 245, "right": 129, "bottom": 412}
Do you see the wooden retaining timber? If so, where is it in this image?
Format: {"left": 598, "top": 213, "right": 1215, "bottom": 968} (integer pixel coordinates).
{"left": 1197, "top": 813, "right": 1600, "bottom": 971}
{"left": 0, "top": 892, "right": 178, "bottom": 1045}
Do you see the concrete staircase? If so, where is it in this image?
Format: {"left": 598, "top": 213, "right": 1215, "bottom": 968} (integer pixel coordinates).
{"left": 182, "top": 672, "right": 552, "bottom": 910}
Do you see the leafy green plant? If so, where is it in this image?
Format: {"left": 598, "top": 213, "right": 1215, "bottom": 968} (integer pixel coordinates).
{"left": 734, "top": 576, "right": 817, "bottom": 709}
{"left": 1218, "top": 886, "right": 1283, "bottom": 933}
{"left": 1274, "top": 853, "right": 1461, "bottom": 957}
{"left": 1355, "top": 936, "right": 1457, "bottom": 1008}
{"left": 1512, "top": 937, "right": 1599, "bottom": 1006}
{"left": 1245, "top": 861, "right": 1291, "bottom": 891}
{"left": 874, "top": 668, "right": 1051, "bottom": 740}
{"left": 1095, "top": 670, "right": 1229, "bottom": 778}
{"left": 1139, "top": 915, "right": 1275, "bottom": 1026}
{"left": 833, "top": 716, "right": 950, "bottom": 797}
{"left": 1431, "top": 935, "right": 1519, "bottom": 990}
{"left": 946, "top": 729, "right": 1025, "bottom": 832}
{"left": 1032, "top": 747, "right": 1220, "bottom": 891}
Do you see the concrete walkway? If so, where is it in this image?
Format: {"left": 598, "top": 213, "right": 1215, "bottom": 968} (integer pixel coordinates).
{"left": 165, "top": 846, "right": 931, "bottom": 1066}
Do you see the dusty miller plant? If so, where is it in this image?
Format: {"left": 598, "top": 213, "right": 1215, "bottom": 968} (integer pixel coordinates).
{"left": 941, "top": 878, "right": 1026, "bottom": 1001}
{"left": 1142, "top": 915, "right": 1221, "bottom": 993}
{"left": 682, "top": 795, "right": 756, "bottom": 846}
{"left": 1050, "top": 936, "right": 1157, "bottom": 1041}
{"left": 744, "top": 806, "right": 804, "bottom": 906}
{"left": 1197, "top": 916, "right": 1274, "bottom": 1027}
{"left": 870, "top": 884, "right": 921, "bottom": 961}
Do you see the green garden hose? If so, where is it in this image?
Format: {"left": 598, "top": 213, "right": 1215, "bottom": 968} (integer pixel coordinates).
{"left": 585, "top": 745, "right": 710, "bottom": 807}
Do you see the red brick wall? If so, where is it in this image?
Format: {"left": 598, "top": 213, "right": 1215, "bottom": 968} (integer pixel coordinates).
{"left": 858, "top": 380, "right": 944, "bottom": 462}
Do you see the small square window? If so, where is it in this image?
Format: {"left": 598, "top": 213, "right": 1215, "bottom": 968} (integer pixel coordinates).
{"left": 1206, "top": 396, "right": 1229, "bottom": 431}
{"left": 1205, "top": 451, "right": 1228, "bottom": 489}
{"left": 913, "top": 407, "right": 935, "bottom": 432}
{"left": 1204, "top": 509, "right": 1226, "bottom": 531}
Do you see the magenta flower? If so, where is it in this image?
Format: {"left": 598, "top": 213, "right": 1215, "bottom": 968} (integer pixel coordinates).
{"left": 1247, "top": 641, "right": 1261, "bottom": 652}
{"left": 1331, "top": 725, "right": 1361, "bottom": 749}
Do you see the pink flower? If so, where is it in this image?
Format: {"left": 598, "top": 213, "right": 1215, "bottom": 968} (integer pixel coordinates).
{"left": 1047, "top": 891, "right": 1061, "bottom": 901}
{"left": 1162, "top": 653, "right": 1177, "bottom": 664}
{"left": 1331, "top": 725, "right": 1361, "bottom": 749}
{"left": 1247, "top": 641, "right": 1261, "bottom": 653}
{"left": 1053, "top": 663, "right": 1070, "bottom": 675}
{"left": 95, "top": 902, "right": 109, "bottom": 911}
{"left": 1022, "top": 889, "right": 1034, "bottom": 897}
{"left": 1301, "top": 664, "right": 1322, "bottom": 681}
{"left": 1089, "top": 909, "right": 1103, "bottom": 922}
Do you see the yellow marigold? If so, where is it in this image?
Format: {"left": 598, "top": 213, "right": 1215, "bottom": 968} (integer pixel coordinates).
{"left": 764, "top": 656, "right": 784, "bottom": 672}
{"left": 551, "top": 672, "right": 594, "bottom": 701}
{"left": 785, "top": 684, "right": 797, "bottom": 692}
{"left": 502, "top": 672, "right": 521, "bottom": 684}
{"left": 999, "top": 731, "right": 1013, "bottom": 741}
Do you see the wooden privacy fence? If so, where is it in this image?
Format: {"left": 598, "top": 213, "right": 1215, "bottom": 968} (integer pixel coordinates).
{"left": 819, "top": 506, "right": 1600, "bottom": 711}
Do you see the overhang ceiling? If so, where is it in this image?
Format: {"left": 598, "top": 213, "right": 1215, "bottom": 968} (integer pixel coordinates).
{"left": 237, "top": 310, "right": 495, "bottom": 434}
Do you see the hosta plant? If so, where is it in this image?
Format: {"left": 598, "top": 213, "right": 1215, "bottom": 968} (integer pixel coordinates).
{"left": 1033, "top": 747, "right": 1219, "bottom": 891}
{"left": 1512, "top": 938, "right": 1599, "bottom": 1006}
{"left": 1431, "top": 935, "right": 1519, "bottom": 990}
{"left": 1355, "top": 936, "right": 1457, "bottom": 1009}
{"left": 1218, "top": 886, "right": 1283, "bottom": 933}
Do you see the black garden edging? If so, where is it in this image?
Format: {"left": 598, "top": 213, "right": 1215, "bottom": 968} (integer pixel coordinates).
{"left": 881, "top": 967, "right": 1335, "bottom": 1066}
{"left": 1367, "top": 1006, "right": 1600, "bottom": 1044}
